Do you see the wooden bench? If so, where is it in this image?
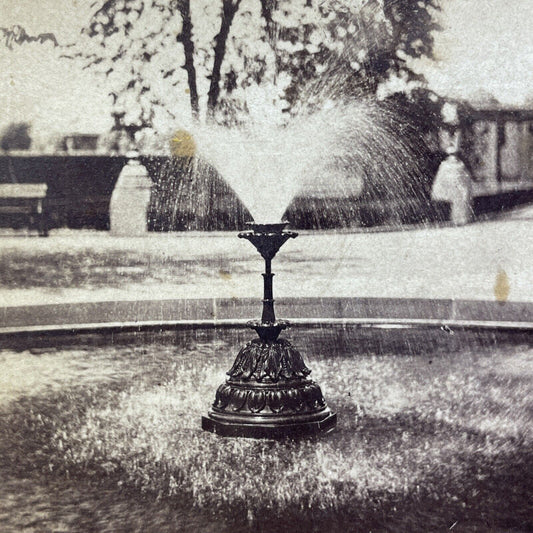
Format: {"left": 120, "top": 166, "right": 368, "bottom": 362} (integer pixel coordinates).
{"left": 0, "top": 183, "right": 49, "bottom": 236}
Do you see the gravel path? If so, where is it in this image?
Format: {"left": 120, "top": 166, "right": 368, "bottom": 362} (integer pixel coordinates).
{"left": 0, "top": 217, "right": 532, "bottom": 307}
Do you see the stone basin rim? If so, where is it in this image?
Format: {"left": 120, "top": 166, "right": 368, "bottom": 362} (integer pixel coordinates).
{"left": 1, "top": 296, "right": 533, "bottom": 338}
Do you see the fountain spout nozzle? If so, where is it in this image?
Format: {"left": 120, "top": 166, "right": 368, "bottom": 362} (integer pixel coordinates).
{"left": 238, "top": 222, "right": 298, "bottom": 262}
{"left": 239, "top": 222, "right": 297, "bottom": 340}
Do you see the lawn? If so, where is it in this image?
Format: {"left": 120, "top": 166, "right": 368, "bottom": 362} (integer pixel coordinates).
{"left": 0, "top": 248, "right": 248, "bottom": 289}
{"left": 1, "top": 327, "right": 532, "bottom": 532}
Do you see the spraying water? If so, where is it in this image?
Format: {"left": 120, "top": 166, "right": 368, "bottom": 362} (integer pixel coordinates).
{"left": 187, "top": 98, "right": 426, "bottom": 226}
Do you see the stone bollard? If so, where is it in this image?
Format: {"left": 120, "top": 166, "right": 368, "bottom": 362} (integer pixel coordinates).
{"left": 431, "top": 150, "right": 473, "bottom": 226}
{"left": 110, "top": 152, "right": 152, "bottom": 236}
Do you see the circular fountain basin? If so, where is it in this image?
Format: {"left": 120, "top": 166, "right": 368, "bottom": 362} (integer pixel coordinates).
{"left": 1, "top": 324, "right": 532, "bottom": 532}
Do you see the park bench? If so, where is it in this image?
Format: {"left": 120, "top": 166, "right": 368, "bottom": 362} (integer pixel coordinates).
{"left": 0, "top": 183, "right": 49, "bottom": 236}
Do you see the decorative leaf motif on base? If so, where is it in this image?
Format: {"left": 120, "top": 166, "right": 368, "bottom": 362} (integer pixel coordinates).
{"left": 212, "top": 380, "right": 326, "bottom": 415}
{"left": 228, "top": 388, "right": 248, "bottom": 411}
{"left": 214, "top": 384, "right": 232, "bottom": 409}
{"left": 227, "top": 338, "right": 311, "bottom": 382}
{"left": 269, "top": 390, "right": 285, "bottom": 413}
{"left": 248, "top": 390, "right": 267, "bottom": 413}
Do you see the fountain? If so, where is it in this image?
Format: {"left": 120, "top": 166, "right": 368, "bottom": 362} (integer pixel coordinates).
{"left": 202, "top": 221, "right": 337, "bottom": 438}
{"left": 194, "top": 100, "right": 425, "bottom": 438}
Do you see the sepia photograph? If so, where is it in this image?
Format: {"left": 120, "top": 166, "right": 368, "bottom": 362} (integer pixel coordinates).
{"left": 0, "top": 0, "right": 532, "bottom": 531}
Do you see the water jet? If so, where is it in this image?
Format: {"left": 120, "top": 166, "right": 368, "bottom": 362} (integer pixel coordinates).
{"left": 202, "top": 222, "right": 337, "bottom": 438}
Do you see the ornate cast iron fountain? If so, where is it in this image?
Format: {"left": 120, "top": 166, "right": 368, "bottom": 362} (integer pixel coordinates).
{"left": 202, "top": 222, "right": 336, "bottom": 438}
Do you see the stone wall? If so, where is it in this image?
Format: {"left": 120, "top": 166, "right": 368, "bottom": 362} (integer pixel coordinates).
{"left": 0, "top": 148, "right": 532, "bottom": 231}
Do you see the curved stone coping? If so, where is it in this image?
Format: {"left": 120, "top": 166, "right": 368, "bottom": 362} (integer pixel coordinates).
{"left": 1, "top": 297, "right": 533, "bottom": 337}
{"left": 1, "top": 318, "right": 533, "bottom": 340}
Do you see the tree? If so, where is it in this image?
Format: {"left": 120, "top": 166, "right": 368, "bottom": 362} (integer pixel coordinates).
{"left": 69, "top": 0, "right": 440, "bottom": 136}
{"left": 68, "top": 0, "right": 243, "bottom": 137}
{"left": 0, "top": 122, "right": 32, "bottom": 151}
{"left": 1, "top": 2, "right": 440, "bottom": 135}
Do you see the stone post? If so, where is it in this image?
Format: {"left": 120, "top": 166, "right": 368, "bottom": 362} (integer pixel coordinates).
{"left": 431, "top": 149, "right": 473, "bottom": 226}
{"left": 110, "top": 152, "right": 152, "bottom": 236}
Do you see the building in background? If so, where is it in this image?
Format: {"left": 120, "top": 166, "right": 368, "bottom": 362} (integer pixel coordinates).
{"left": 460, "top": 105, "right": 533, "bottom": 193}
{"left": 61, "top": 134, "right": 100, "bottom": 153}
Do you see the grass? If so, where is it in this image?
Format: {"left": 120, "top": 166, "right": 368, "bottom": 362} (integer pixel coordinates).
{"left": 1, "top": 328, "right": 532, "bottom": 532}
{"left": 0, "top": 249, "right": 250, "bottom": 289}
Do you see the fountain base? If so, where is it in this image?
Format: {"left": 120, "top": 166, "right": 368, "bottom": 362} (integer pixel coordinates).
{"left": 202, "top": 335, "right": 337, "bottom": 439}
{"left": 202, "top": 408, "right": 337, "bottom": 439}
{"left": 202, "top": 222, "right": 336, "bottom": 438}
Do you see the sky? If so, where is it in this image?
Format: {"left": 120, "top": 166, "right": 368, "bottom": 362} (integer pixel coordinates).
{"left": 413, "top": 0, "right": 533, "bottom": 106}
{"left": 1, "top": 0, "right": 533, "bottom": 137}
{"left": 0, "top": 0, "right": 112, "bottom": 136}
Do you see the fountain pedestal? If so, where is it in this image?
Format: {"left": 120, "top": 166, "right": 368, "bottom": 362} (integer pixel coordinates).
{"left": 202, "top": 223, "right": 336, "bottom": 438}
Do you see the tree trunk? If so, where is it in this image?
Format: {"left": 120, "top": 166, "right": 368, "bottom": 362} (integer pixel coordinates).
{"left": 207, "top": 0, "right": 241, "bottom": 121}
{"left": 260, "top": 0, "right": 278, "bottom": 43}
{"left": 177, "top": 0, "right": 200, "bottom": 121}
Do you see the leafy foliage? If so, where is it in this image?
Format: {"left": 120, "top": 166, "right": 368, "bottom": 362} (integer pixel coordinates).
{"left": 0, "top": 25, "right": 58, "bottom": 49}
{"left": 0, "top": 122, "right": 32, "bottom": 151}
{"left": 70, "top": 0, "right": 440, "bottom": 134}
